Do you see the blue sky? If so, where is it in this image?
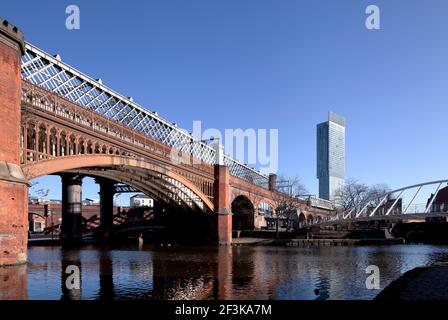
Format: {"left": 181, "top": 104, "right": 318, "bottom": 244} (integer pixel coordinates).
{"left": 3, "top": 0, "right": 448, "bottom": 204}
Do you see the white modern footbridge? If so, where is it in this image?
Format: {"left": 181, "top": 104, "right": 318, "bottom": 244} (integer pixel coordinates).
{"left": 307, "top": 180, "right": 448, "bottom": 227}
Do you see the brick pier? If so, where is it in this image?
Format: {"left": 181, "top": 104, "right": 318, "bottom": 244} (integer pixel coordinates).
{"left": 0, "top": 19, "right": 30, "bottom": 266}
{"left": 213, "top": 165, "right": 232, "bottom": 245}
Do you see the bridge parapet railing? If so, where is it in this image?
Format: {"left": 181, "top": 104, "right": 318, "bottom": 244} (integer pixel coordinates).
{"left": 23, "top": 150, "right": 53, "bottom": 163}
{"left": 21, "top": 80, "right": 214, "bottom": 178}
{"left": 306, "top": 179, "right": 448, "bottom": 226}
{"left": 21, "top": 43, "right": 269, "bottom": 188}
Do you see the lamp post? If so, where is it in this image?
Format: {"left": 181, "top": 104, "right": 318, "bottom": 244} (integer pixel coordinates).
{"left": 44, "top": 203, "right": 54, "bottom": 242}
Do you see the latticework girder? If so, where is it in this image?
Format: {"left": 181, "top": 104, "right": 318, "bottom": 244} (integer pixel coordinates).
{"left": 21, "top": 42, "right": 269, "bottom": 187}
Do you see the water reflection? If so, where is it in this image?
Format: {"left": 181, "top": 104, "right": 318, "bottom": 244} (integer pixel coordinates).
{"left": 98, "top": 250, "right": 114, "bottom": 300}
{"left": 61, "top": 250, "right": 81, "bottom": 300}
{"left": 314, "top": 271, "right": 331, "bottom": 300}
{"left": 1, "top": 244, "right": 448, "bottom": 300}
{"left": 0, "top": 264, "right": 27, "bottom": 300}
{"left": 216, "top": 246, "right": 232, "bottom": 299}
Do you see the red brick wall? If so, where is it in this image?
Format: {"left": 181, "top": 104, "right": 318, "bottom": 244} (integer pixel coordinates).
{"left": 214, "top": 165, "right": 231, "bottom": 212}
{"left": 28, "top": 203, "right": 131, "bottom": 227}
{"left": 0, "top": 40, "right": 21, "bottom": 164}
{"left": 213, "top": 165, "right": 232, "bottom": 244}
{"left": 0, "top": 29, "right": 28, "bottom": 265}
{"left": 0, "top": 182, "right": 28, "bottom": 264}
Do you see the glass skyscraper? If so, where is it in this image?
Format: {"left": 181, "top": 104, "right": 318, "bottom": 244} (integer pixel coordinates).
{"left": 316, "top": 112, "right": 345, "bottom": 201}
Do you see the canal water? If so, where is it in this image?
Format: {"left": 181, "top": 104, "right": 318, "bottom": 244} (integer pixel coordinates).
{"left": 1, "top": 244, "right": 448, "bottom": 300}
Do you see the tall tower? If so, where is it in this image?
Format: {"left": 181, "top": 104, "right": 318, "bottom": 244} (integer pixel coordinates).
{"left": 316, "top": 112, "right": 345, "bottom": 201}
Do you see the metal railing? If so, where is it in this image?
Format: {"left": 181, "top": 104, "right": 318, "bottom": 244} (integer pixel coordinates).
{"left": 306, "top": 179, "right": 448, "bottom": 226}
{"left": 21, "top": 42, "right": 269, "bottom": 187}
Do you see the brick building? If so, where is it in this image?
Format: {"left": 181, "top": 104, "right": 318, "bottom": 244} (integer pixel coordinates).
{"left": 28, "top": 201, "right": 131, "bottom": 233}
{"left": 426, "top": 186, "right": 448, "bottom": 222}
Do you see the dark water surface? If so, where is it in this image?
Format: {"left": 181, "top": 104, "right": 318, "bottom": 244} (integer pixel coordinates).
{"left": 2, "top": 244, "right": 448, "bottom": 300}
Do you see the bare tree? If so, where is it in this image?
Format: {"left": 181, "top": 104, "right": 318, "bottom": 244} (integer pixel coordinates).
{"left": 367, "top": 183, "right": 391, "bottom": 207}
{"left": 334, "top": 178, "right": 390, "bottom": 215}
{"left": 35, "top": 188, "right": 50, "bottom": 198}
{"left": 276, "top": 174, "right": 309, "bottom": 198}
{"left": 271, "top": 175, "right": 308, "bottom": 237}
{"left": 28, "top": 181, "right": 38, "bottom": 198}
{"left": 334, "top": 178, "right": 370, "bottom": 212}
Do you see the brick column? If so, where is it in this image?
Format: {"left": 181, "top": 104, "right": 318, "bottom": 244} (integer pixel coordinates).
{"left": 55, "top": 130, "right": 60, "bottom": 157}
{"left": 268, "top": 173, "right": 277, "bottom": 191}
{"left": 96, "top": 177, "right": 115, "bottom": 241}
{"left": 0, "top": 18, "right": 30, "bottom": 266}
{"left": 34, "top": 123, "right": 39, "bottom": 159}
{"left": 46, "top": 127, "right": 50, "bottom": 156}
{"left": 73, "top": 137, "right": 77, "bottom": 155}
{"left": 213, "top": 165, "right": 232, "bottom": 245}
{"left": 60, "top": 173, "right": 83, "bottom": 244}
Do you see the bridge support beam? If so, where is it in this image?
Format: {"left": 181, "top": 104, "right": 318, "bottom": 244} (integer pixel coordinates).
{"left": 213, "top": 165, "right": 232, "bottom": 245}
{"left": 96, "top": 178, "right": 115, "bottom": 241}
{"left": 0, "top": 19, "right": 30, "bottom": 266}
{"left": 61, "top": 173, "right": 83, "bottom": 244}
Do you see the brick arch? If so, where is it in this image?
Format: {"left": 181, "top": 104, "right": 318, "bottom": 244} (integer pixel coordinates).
{"left": 306, "top": 214, "right": 314, "bottom": 223}
{"left": 29, "top": 212, "right": 46, "bottom": 220}
{"left": 74, "top": 168, "right": 196, "bottom": 212}
{"left": 254, "top": 199, "right": 276, "bottom": 212}
{"left": 21, "top": 154, "right": 214, "bottom": 211}
{"left": 231, "top": 194, "right": 255, "bottom": 230}
{"left": 229, "top": 189, "right": 275, "bottom": 211}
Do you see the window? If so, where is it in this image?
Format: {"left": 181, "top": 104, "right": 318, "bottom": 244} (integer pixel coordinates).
{"left": 34, "top": 221, "right": 42, "bottom": 232}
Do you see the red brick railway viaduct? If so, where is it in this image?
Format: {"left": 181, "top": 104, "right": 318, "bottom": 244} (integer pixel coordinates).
{"left": 0, "top": 20, "right": 333, "bottom": 266}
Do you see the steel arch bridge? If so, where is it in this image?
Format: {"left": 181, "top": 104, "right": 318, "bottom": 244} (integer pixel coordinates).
{"left": 18, "top": 40, "right": 333, "bottom": 218}
{"left": 0, "top": 18, "right": 335, "bottom": 266}
{"left": 21, "top": 42, "right": 268, "bottom": 187}
{"left": 306, "top": 179, "right": 448, "bottom": 227}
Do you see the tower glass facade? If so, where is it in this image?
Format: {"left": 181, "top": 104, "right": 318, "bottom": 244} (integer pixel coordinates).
{"left": 317, "top": 112, "right": 345, "bottom": 201}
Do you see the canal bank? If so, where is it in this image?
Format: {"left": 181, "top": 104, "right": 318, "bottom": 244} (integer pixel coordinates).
{"left": 375, "top": 262, "right": 448, "bottom": 300}
{"left": 232, "top": 237, "right": 405, "bottom": 246}
{"left": 28, "top": 236, "right": 405, "bottom": 247}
